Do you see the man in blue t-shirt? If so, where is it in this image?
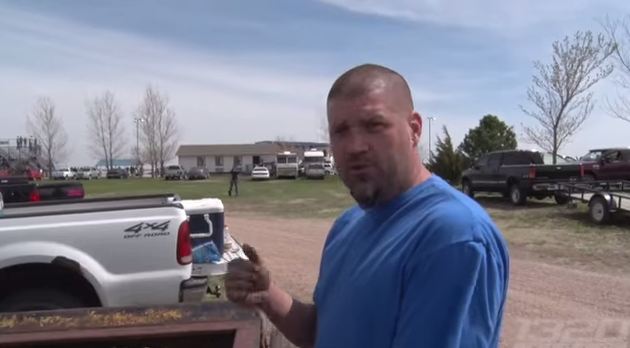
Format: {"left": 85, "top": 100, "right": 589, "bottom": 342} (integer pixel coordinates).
{"left": 226, "top": 64, "right": 510, "bottom": 347}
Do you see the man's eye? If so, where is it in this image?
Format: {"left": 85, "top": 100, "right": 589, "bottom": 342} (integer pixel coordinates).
{"left": 367, "top": 122, "right": 385, "bottom": 131}
{"left": 333, "top": 126, "right": 348, "bottom": 135}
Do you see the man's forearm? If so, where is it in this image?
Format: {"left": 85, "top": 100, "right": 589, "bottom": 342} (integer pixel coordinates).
{"left": 260, "top": 283, "right": 317, "bottom": 348}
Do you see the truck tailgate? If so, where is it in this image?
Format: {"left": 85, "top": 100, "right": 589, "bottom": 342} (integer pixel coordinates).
{"left": 533, "top": 163, "right": 582, "bottom": 181}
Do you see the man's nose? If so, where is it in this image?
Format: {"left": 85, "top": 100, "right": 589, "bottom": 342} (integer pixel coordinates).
{"left": 344, "top": 130, "right": 369, "bottom": 155}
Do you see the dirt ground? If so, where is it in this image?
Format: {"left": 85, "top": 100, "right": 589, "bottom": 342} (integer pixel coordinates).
{"left": 228, "top": 211, "right": 630, "bottom": 347}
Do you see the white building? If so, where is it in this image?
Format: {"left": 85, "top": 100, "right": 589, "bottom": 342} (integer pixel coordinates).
{"left": 176, "top": 144, "right": 283, "bottom": 174}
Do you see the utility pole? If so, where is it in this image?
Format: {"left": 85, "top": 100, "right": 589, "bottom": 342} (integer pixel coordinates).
{"left": 427, "top": 116, "right": 436, "bottom": 162}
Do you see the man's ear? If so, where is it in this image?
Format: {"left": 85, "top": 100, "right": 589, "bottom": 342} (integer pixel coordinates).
{"left": 410, "top": 112, "right": 422, "bottom": 147}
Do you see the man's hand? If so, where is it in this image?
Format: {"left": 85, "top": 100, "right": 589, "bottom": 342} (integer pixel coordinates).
{"left": 226, "top": 244, "right": 271, "bottom": 306}
{"left": 227, "top": 244, "right": 317, "bottom": 348}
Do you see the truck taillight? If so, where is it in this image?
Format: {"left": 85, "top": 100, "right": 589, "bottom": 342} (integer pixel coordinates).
{"left": 177, "top": 220, "right": 193, "bottom": 265}
{"left": 29, "top": 189, "right": 41, "bottom": 202}
{"left": 528, "top": 164, "right": 536, "bottom": 179}
{"left": 579, "top": 163, "right": 585, "bottom": 178}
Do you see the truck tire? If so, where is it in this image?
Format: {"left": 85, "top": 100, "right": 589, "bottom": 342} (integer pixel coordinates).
{"left": 0, "top": 288, "right": 87, "bottom": 312}
{"left": 509, "top": 184, "right": 527, "bottom": 206}
{"left": 461, "top": 180, "right": 474, "bottom": 198}
{"left": 589, "top": 196, "right": 611, "bottom": 224}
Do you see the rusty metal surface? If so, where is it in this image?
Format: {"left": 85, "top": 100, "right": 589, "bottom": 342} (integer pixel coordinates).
{"left": 0, "top": 302, "right": 261, "bottom": 348}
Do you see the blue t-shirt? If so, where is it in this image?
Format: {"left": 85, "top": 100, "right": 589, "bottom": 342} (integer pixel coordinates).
{"left": 313, "top": 176, "right": 509, "bottom": 348}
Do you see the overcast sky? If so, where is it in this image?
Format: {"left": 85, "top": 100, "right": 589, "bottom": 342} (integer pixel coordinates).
{"left": 2, "top": 0, "right": 630, "bottom": 166}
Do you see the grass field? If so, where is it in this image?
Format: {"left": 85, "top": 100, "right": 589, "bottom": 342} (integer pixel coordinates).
{"left": 74, "top": 176, "right": 630, "bottom": 273}
{"left": 79, "top": 176, "right": 355, "bottom": 219}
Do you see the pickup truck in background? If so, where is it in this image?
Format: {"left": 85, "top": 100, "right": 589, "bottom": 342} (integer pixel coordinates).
{"left": 0, "top": 177, "right": 84, "bottom": 203}
{"left": 461, "top": 150, "right": 583, "bottom": 205}
{"left": 51, "top": 167, "right": 76, "bottom": 180}
{"left": 0, "top": 194, "right": 206, "bottom": 312}
{"left": 0, "top": 177, "right": 40, "bottom": 203}
{"left": 76, "top": 167, "right": 101, "bottom": 180}
{"left": 579, "top": 148, "right": 630, "bottom": 181}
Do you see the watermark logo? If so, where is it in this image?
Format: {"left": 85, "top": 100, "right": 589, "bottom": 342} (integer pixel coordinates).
{"left": 512, "top": 319, "right": 630, "bottom": 347}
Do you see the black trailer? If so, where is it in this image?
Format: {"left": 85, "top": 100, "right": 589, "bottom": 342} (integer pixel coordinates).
{"left": 561, "top": 180, "right": 630, "bottom": 224}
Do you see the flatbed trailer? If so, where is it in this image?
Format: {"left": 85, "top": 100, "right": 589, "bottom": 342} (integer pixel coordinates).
{"left": 560, "top": 180, "right": 630, "bottom": 224}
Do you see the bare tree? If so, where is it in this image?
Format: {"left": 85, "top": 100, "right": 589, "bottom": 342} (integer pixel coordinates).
{"left": 136, "top": 86, "right": 178, "bottom": 177}
{"left": 26, "top": 97, "right": 68, "bottom": 175}
{"left": 521, "top": 31, "right": 615, "bottom": 163}
{"left": 603, "top": 16, "right": 630, "bottom": 123}
{"left": 87, "top": 91, "right": 126, "bottom": 170}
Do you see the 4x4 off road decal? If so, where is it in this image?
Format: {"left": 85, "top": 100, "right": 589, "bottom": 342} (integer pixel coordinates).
{"left": 124, "top": 221, "right": 171, "bottom": 239}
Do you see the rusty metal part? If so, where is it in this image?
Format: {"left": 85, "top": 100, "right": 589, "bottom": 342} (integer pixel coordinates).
{"left": 0, "top": 302, "right": 261, "bottom": 348}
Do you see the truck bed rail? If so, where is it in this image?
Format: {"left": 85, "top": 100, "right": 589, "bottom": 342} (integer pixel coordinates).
{"left": 1, "top": 194, "right": 180, "bottom": 219}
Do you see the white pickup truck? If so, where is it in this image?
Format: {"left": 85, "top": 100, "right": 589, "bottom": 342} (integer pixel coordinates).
{"left": 0, "top": 194, "right": 208, "bottom": 312}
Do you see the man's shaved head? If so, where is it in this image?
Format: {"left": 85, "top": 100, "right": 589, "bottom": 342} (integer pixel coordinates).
{"left": 327, "top": 64, "right": 414, "bottom": 112}
{"left": 326, "top": 64, "right": 426, "bottom": 208}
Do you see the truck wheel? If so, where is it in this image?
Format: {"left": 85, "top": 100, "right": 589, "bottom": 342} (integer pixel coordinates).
{"left": 0, "top": 288, "right": 87, "bottom": 312}
{"left": 461, "top": 180, "right": 474, "bottom": 198}
{"left": 589, "top": 196, "right": 611, "bottom": 224}
{"left": 509, "top": 184, "right": 527, "bottom": 206}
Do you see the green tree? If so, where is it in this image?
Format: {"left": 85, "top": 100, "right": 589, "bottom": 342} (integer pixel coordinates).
{"left": 428, "top": 126, "right": 465, "bottom": 184}
{"left": 458, "top": 114, "right": 517, "bottom": 164}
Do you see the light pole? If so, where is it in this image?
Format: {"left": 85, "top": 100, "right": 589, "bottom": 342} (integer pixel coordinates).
{"left": 133, "top": 117, "right": 144, "bottom": 176}
{"left": 427, "top": 116, "right": 436, "bottom": 162}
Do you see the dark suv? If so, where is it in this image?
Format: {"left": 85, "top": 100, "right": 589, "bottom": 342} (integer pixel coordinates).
{"left": 461, "top": 150, "right": 582, "bottom": 205}
{"left": 580, "top": 148, "right": 630, "bottom": 181}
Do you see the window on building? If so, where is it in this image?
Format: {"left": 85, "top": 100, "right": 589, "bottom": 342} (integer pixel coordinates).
{"left": 215, "top": 156, "right": 223, "bottom": 167}
{"left": 196, "top": 156, "right": 205, "bottom": 168}
{"left": 234, "top": 156, "right": 242, "bottom": 166}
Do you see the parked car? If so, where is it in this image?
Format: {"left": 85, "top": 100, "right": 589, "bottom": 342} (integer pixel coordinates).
{"left": 51, "top": 168, "right": 75, "bottom": 180}
{"left": 165, "top": 165, "right": 187, "bottom": 180}
{"left": 251, "top": 166, "right": 270, "bottom": 181}
{"left": 305, "top": 163, "right": 326, "bottom": 180}
{"left": 187, "top": 167, "right": 209, "bottom": 180}
{"left": 76, "top": 167, "right": 100, "bottom": 180}
{"left": 106, "top": 168, "right": 129, "bottom": 179}
{"left": 461, "top": 150, "right": 583, "bottom": 205}
{"left": 580, "top": 148, "right": 630, "bottom": 181}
